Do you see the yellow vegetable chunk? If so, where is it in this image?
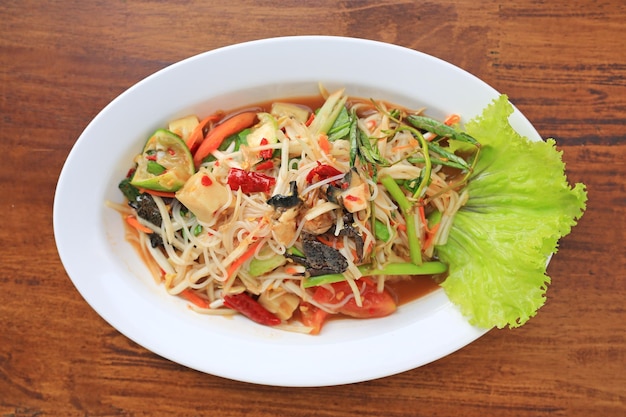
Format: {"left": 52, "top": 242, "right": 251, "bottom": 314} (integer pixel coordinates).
{"left": 175, "top": 168, "right": 231, "bottom": 223}
{"left": 341, "top": 182, "right": 370, "bottom": 213}
{"left": 168, "top": 115, "right": 199, "bottom": 142}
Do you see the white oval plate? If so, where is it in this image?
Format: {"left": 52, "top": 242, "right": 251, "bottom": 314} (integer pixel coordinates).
{"left": 54, "top": 36, "right": 540, "bottom": 387}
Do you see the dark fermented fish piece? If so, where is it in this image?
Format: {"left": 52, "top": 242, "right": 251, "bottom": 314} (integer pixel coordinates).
{"left": 267, "top": 181, "right": 302, "bottom": 209}
{"left": 285, "top": 233, "right": 348, "bottom": 276}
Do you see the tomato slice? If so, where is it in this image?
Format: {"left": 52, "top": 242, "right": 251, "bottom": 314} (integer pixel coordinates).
{"left": 130, "top": 129, "right": 195, "bottom": 192}
{"left": 313, "top": 278, "right": 397, "bottom": 319}
{"left": 299, "top": 302, "right": 329, "bottom": 335}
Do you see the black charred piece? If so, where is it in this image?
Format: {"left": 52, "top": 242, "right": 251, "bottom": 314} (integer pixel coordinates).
{"left": 325, "top": 183, "right": 343, "bottom": 204}
{"left": 267, "top": 181, "right": 302, "bottom": 209}
{"left": 337, "top": 212, "right": 364, "bottom": 262}
{"left": 285, "top": 233, "right": 349, "bottom": 276}
{"left": 129, "top": 193, "right": 163, "bottom": 227}
{"left": 148, "top": 233, "right": 164, "bottom": 248}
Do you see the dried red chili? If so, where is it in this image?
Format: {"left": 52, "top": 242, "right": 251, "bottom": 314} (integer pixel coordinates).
{"left": 223, "top": 293, "right": 281, "bottom": 326}
{"left": 306, "top": 162, "right": 343, "bottom": 184}
{"left": 227, "top": 168, "right": 276, "bottom": 194}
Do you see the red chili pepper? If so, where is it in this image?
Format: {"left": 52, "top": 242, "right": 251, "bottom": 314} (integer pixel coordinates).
{"left": 227, "top": 168, "right": 276, "bottom": 194}
{"left": 146, "top": 154, "right": 157, "bottom": 161}
{"left": 259, "top": 138, "right": 273, "bottom": 159}
{"left": 305, "top": 112, "right": 315, "bottom": 127}
{"left": 223, "top": 293, "right": 281, "bottom": 326}
{"left": 201, "top": 175, "right": 213, "bottom": 186}
{"left": 305, "top": 162, "right": 343, "bottom": 184}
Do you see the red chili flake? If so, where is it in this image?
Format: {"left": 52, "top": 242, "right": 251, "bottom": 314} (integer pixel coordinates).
{"left": 167, "top": 148, "right": 175, "bottom": 155}
{"left": 146, "top": 154, "right": 157, "bottom": 161}
{"left": 344, "top": 195, "right": 359, "bottom": 202}
{"left": 201, "top": 175, "right": 213, "bottom": 186}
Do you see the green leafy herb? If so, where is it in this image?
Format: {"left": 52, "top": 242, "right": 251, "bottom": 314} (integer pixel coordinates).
{"left": 327, "top": 106, "right": 352, "bottom": 141}
{"left": 436, "top": 95, "right": 587, "bottom": 329}
{"left": 118, "top": 177, "right": 140, "bottom": 201}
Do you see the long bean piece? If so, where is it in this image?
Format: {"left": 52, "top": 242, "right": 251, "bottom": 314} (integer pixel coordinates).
{"left": 303, "top": 261, "right": 448, "bottom": 287}
{"left": 380, "top": 175, "right": 422, "bottom": 265}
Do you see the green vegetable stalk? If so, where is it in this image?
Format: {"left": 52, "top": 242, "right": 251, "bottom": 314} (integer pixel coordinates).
{"left": 380, "top": 176, "right": 422, "bottom": 265}
{"left": 303, "top": 261, "right": 447, "bottom": 287}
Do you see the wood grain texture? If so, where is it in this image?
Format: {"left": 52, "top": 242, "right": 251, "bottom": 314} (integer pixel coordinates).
{"left": 1, "top": 0, "right": 624, "bottom": 416}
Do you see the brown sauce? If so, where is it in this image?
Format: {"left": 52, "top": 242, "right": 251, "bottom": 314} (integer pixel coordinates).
{"left": 225, "top": 94, "right": 327, "bottom": 118}
{"left": 385, "top": 275, "right": 442, "bottom": 306}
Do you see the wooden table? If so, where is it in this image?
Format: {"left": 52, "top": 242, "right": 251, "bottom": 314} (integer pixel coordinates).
{"left": 2, "top": 1, "right": 624, "bottom": 415}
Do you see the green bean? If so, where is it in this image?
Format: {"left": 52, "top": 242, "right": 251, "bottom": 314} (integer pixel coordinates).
{"left": 303, "top": 262, "right": 447, "bottom": 288}
{"left": 408, "top": 156, "right": 467, "bottom": 170}
{"left": 374, "top": 219, "right": 391, "bottom": 242}
{"left": 380, "top": 175, "right": 422, "bottom": 265}
{"left": 427, "top": 142, "right": 472, "bottom": 170}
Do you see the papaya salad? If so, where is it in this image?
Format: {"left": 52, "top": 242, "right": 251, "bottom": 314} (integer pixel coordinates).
{"left": 110, "top": 85, "right": 587, "bottom": 334}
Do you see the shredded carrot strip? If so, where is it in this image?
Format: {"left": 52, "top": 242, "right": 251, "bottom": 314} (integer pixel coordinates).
{"left": 226, "top": 240, "right": 262, "bottom": 279}
{"left": 180, "top": 289, "right": 210, "bottom": 309}
{"left": 285, "top": 266, "right": 300, "bottom": 275}
{"left": 444, "top": 114, "right": 460, "bottom": 126}
{"left": 392, "top": 138, "right": 420, "bottom": 152}
{"left": 316, "top": 235, "right": 343, "bottom": 249}
{"left": 424, "top": 115, "right": 460, "bottom": 141}
{"left": 318, "top": 134, "right": 331, "bottom": 154}
{"left": 193, "top": 111, "right": 257, "bottom": 167}
{"left": 186, "top": 112, "right": 224, "bottom": 152}
{"left": 138, "top": 187, "right": 177, "bottom": 198}
{"left": 391, "top": 144, "right": 413, "bottom": 152}
{"left": 423, "top": 223, "right": 440, "bottom": 251}
{"left": 418, "top": 204, "right": 431, "bottom": 233}
{"left": 125, "top": 215, "right": 152, "bottom": 234}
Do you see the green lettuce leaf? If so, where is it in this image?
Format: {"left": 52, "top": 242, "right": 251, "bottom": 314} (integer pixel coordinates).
{"left": 436, "top": 95, "right": 587, "bottom": 329}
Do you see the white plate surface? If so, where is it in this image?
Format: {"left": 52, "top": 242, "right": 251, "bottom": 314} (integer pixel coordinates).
{"left": 53, "top": 36, "right": 540, "bottom": 387}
